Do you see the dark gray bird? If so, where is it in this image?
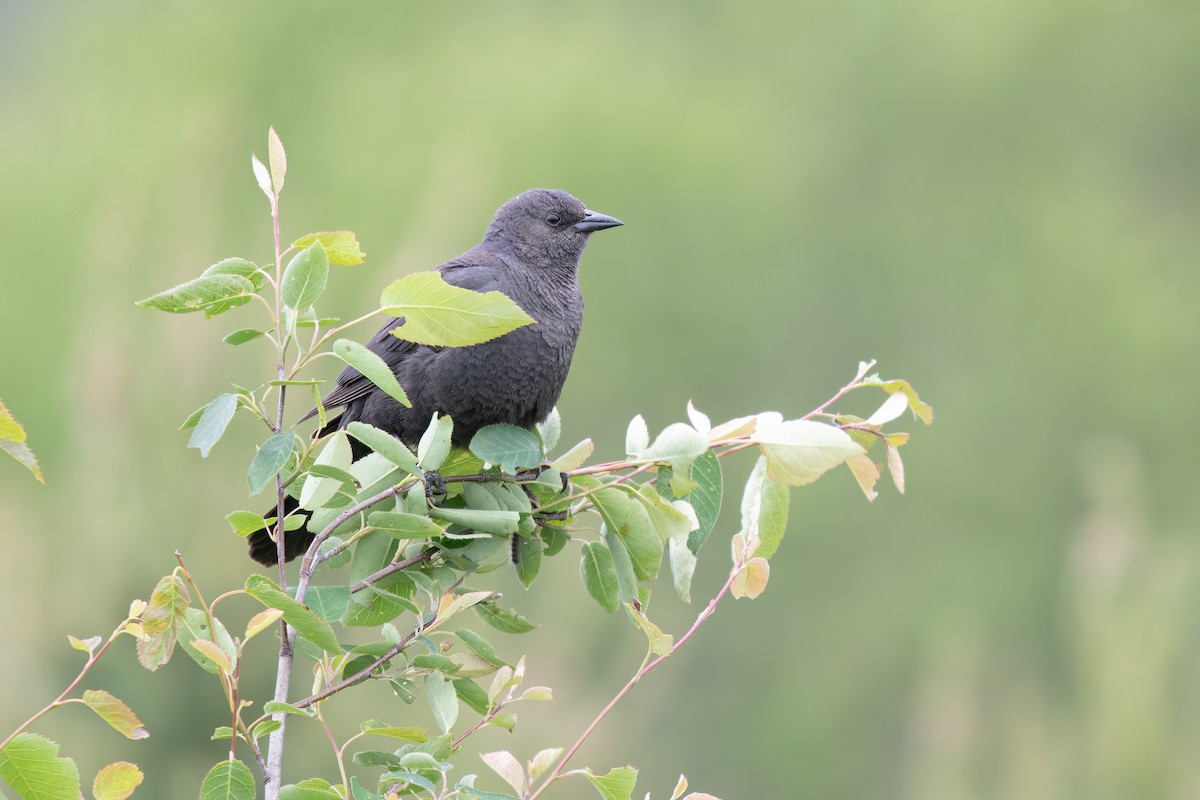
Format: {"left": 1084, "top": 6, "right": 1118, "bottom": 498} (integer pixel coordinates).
{"left": 249, "top": 188, "right": 622, "bottom": 565}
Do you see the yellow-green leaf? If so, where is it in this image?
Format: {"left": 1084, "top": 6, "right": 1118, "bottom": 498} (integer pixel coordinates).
{"left": 380, "top": 271, "right": 535, "bottom": 347}
{"left": 82, "top": 690, "right": 149, "bottom": 740}
{"left": 92, "top": 761, "right": 143, "bottom": 800}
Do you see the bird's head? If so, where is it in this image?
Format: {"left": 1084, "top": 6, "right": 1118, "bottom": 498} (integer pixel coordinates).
{"left": 484, "top": 188, "right": 623, "bottom": 269}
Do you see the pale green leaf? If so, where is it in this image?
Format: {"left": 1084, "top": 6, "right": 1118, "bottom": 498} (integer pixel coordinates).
{"left": 739, "top": 457, "right": 790, "bottom": 560}
{"left": 753, "top": 419, "right": 863, "bottom": 486}
{"left": 625, "top": 415, "right": 649, "bottom": 457}
{"left": 730, "top": 557, "right": 770, "bottom": 599}
{"left": 550, "top": 438, "right": 593, "bottom": 472}
{"left": 267, "top": 126, "right": 286, "bottom": 194}
{"left": 251, "top": 154, "right": 272, "bottom": 200}
{"left": 469, "top": 424, "right": 544, "bottom": 474}
{"left": 481, "top": 751, "right": 525, "bottom": 795}
{"left": 177, "top": 607, "right": 237, "bottom": 675}
{"left": 644, "top": 422, "right": 708, "bottom": 463}
{"left": 346, "top": 421, "right": 419, "bottom": 474}
{"left": 223, "top": 328, "right": 265, "bottom": 345}
{"left": 187, "top": 393, "right": 238, "bottom": 458}
{"left": 536, "top": 407, "right": 561, "bottom": 452}
{"left": 668, "top": 537, "right": 697, "bottom": 603}
{"left": 299, "top": 432, "right": 353, "bottom": 510}
{"left": 845, "top": 451, "right": 880, "bottom": 502}
{"left": 426, "top": 670, "right": 459, "bottom": 733}
{"left": 528, "top": 748, "right": 563, "bottom": 782}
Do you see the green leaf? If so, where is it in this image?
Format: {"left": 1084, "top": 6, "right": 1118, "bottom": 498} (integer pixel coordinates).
{"left": 380, "top": 271, "right": 535, "bottom": 347}
{"left": 80, "top": 690, "right": 148, "bottom": 740}
{"left": 0, "top": 733, "right": 81, "bottom": 800}
{"left": 740, "top": 457, "right": 790, "bottom": 560}
{"left": 367, "top": 510, "right": 445, "bottom": 539}
{"left": 455, "top": 628, "right": 507, "bottom": 667}
{"left": 469, "top": 425, "right": 544, "bottom": 474}
{"left": 603, "top": 525, "right": 638, "bottom": 604}
{"left": 282, "top": 242, "right": 329, "bottom": 310}
{"left": 201, "top": 257, "right": 266, "bottom": 290}
{"left": 426, "top": 670, "right": 459, "bottom": 733}
{"left": 333, "top": 338, "right": 411, "bottom": 408}
{"left": 346, "top": 422, "right": 419, "bottom": 474}
{"left": 514, "top": 534, "right": 543, "bottom": 588}
{"left": 92, "top": 760, "right": 143, "bottom": 800}
{"left": 359, "top": 721, "right": 427, "bottom": 741}
{"left": 350, "top": 777, "right": 385, "bottom": 800}
{"left": 529, "top": 747, "right": 563, "bottom": 782}
{"left": 753, "top": 419, "right": 863, "bottom": 486}
{"left": 293, "top": 231, "right": 365, "bottom": 266}
{"left": 137, "top": 574, "right": 190, "bottom": 671}
{"left": 454, "top": 677, "right": 490, "bottom": 714}
{"left": 428, "top": 506, "right": 520, "bottom": 535}
{"left": 582, "top": 766, "right": 639, "bottom": 800}
{"left": 474, "top": 602, "right": 537, "bottom": 634}
{"left": 246, "top": 432, "right": 296, "bottom": 495}
{"left": 585, "top": 481, "right": 662, "bottom": 582}
{"left": 198, "top": 759, "right": 255, "bottom": 800}
{"left": 135, "top": 273, "right": 254, "bottom": 315}
{"left": 580, "top": 541, "right": 620, "bottom": 612}
{"left": 306, "top": 585, "right": 351, "bottom": 622}
{"left": 245, "top": 574, "right": 340, "bottom": 653}
{"left": 299, "top": 433, "right": 353, "bottom": 511}
{"left": 187, "top": 393, "right": 238, "bottom": 458}
{"left": 685, "top": 450, "right": 722, "bottom": 553}
{"left": 263, "top": 700, "right": 314, "bottom": 716}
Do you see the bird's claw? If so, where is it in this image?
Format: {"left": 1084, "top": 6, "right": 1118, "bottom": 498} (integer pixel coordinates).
{"left": 423, "top": 470, "right": 446, "bottom": 505}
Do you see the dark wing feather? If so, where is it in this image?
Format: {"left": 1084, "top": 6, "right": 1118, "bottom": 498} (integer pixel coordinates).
{"left": 298, "top": 256, "right": 508, "bottom": 423}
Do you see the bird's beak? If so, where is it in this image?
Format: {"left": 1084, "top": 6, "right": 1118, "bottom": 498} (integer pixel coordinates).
{"left": 574, "top": 209, "right": 624, "bottom": 233}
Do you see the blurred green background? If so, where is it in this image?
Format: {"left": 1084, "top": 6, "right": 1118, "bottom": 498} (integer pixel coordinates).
{"left": 3, "top": 2, "right": 1199, "bottom": 798}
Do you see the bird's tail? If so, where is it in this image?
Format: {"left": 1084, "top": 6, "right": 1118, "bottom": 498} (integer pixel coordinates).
{"left": 247, "top": 495, "right": 316, "bottom": 566}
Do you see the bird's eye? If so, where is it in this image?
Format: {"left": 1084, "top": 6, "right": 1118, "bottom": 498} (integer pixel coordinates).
{"left": 545, "top": 213, "right": 561, "bottom": 226}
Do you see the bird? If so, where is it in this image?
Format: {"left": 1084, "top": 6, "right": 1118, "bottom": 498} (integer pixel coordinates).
{"left": 248, "top": 188, "right": 623, "bottom": 566}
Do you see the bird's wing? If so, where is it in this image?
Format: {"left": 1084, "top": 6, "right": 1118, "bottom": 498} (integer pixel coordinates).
{"left": 299, "top": 256, "right": 507, "bottom": 423}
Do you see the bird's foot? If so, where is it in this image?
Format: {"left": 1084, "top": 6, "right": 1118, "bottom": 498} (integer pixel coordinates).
{"left": 423, "top": 470, "right": 447, "bottom": 505}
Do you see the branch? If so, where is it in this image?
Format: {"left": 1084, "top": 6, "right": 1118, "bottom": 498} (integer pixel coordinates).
{"left": 527, "top": 545, "right": 749, "bottom": 800}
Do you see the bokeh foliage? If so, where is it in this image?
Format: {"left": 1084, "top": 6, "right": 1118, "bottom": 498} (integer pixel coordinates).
{"left": 1, "top": 2, "right": 1199, "bottom": 798}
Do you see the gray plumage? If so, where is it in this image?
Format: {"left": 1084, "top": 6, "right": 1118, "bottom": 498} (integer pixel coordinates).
{"left": 249, "top": 188, "right": 622, "bottom": 565}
